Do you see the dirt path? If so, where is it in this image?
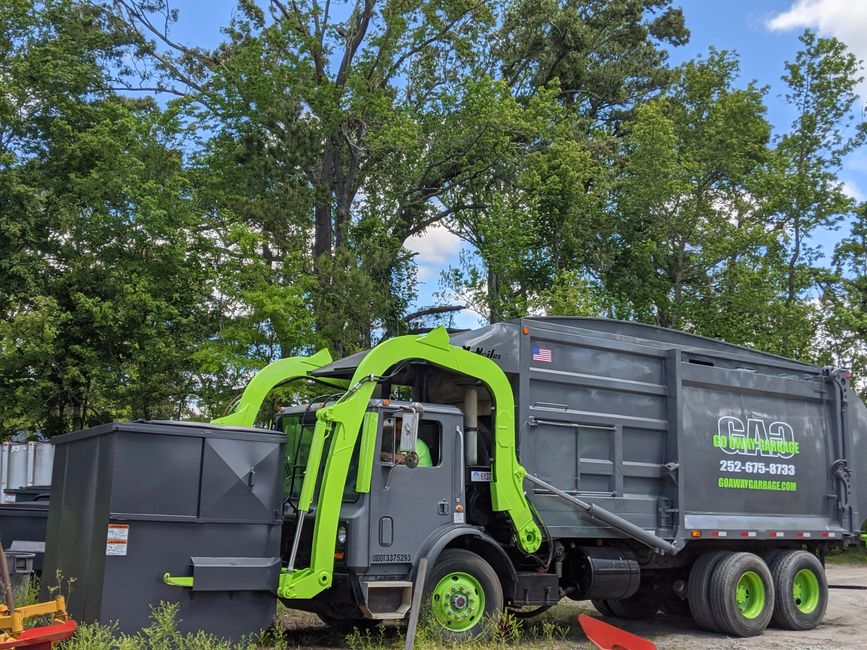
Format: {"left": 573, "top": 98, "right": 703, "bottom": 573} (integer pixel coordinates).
{"left": 592, "top": 563, "right": 867, "bottom": 650}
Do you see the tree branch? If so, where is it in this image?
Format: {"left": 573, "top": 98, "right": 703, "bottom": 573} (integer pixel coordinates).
{"left": 404, "top": 305, "right": 464, "bottom": 321}
{"left": 336, "top": 0, "right": 376, "bottom": 88}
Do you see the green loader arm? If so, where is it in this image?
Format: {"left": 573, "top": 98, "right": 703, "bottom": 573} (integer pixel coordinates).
{"left": 211, "top": 348, "right": 344, "bottom": 428}
{"left": 278, "top": 327, "right": 542, "bottom": 600}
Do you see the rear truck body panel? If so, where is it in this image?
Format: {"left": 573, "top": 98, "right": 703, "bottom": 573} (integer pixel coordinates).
{"left": 482, "top": 317, "right": 865, "bottom": 544}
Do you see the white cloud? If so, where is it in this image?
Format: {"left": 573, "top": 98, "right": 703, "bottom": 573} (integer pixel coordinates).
{"left": 767, "top": 1, "right": 867, "bottom": 96}
{"left": 841, "top": 179, "right": 864, "bottom": 201}
{"left": 405, "top": 223, "right": 463, "bottom": 281}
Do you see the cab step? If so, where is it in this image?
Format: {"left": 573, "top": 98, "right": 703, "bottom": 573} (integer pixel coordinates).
{"left": 360, "top": 580, "right": 413, "bottom": 619}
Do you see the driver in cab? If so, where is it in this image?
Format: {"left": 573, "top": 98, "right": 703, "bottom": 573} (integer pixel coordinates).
{"left": 380, "top": 416, "right": 433, "bottom": 467}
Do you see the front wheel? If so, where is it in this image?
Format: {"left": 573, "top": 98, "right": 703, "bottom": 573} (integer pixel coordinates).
{"left": 425, "top": 549, "right": 504, "bottom": 639}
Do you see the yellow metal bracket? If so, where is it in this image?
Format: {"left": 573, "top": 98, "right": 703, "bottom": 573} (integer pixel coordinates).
{"left": 0, "top": 596, "right": 69, "bottom": 639}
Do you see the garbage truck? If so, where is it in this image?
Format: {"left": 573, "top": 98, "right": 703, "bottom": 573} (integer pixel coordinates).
{"left": 45, "top": 318, "right": 867, "bottom": 639}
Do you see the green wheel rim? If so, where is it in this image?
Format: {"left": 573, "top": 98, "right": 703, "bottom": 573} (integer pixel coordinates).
{"left": 735, "top": 571, "right": 765, "bottom": 619}
{"left": 431, "top": 571, "right": 485, "bottom": 632}
{"left": 792, "top": 568, "right": 820, "bottom": 614}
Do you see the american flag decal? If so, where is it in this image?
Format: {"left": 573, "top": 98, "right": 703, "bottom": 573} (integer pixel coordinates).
{"left": 532, "top": 346, "right": 552, "bottom": 363}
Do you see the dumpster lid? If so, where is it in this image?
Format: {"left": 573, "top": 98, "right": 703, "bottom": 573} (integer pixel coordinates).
{"left": 52, "top": 420, "right": 284, "bottom": 445}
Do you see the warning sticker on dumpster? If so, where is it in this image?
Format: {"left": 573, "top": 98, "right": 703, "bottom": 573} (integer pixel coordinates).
{"left": 106, "top": 524, "right": 129, "bottom": 556}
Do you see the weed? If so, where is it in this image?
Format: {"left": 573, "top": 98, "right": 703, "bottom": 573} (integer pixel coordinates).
{"left": 826, "top": 545, "right": 867, "bottom": 565}
{"left": 14, "top": 574, "right": 41, "bottom": 607}
{"left": 485, "top": 610, "right": 522, "bottom": 647}
{"left": 345, "top": 624, "right": 394, "bottom": 650}
{"left": 60, "top": 620, "right": 120, "bottom": 650}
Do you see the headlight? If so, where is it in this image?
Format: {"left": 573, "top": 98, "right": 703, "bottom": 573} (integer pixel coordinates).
{"left": 337, "top": 525, "right": 347, "bottom": 545}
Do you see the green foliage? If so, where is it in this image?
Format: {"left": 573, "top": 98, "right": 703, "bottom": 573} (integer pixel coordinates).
{"left": 1, "top": 0, "right": 866, "bottom": 435}
{"left": 823, "top": 203, "right": 867, "bottom": 398}
{"left": 59, "top": 603, "right": 245, "bottom": 650}
{"left": 763, "top": 31, "right": 867, "bottom": 357}
{"left": 0, "top": 2, "right": 217, "bottom": 434}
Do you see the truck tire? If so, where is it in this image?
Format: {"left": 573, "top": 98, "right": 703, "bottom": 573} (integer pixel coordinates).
{"left": 606, "top": 583, "right": 661, "bottom": 620}
{"left": 425, "top": 549, "right": 503, "bottom": 639}
{"left": 709, "top": 552, "right": 774, "bottom": 637}
{"left": 591, "top": 599, "right": 615, "bottom": 616}
{"left": 688, "top": 550, "right": 731, "bottom": 631}
{"left": 762, "top": 549, "right": 783, "bottom": 566}
{"left": 767, "top": 550, "right": 828, "bottom": 630}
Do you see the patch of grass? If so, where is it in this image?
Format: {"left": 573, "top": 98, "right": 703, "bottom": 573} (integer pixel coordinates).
{"left": 55, "top": 599, "right": 592, "bottom": 650}
{"left": 826, "top": 545, "right": 867, "bottom": 565}
{"left": 59, "top": 603, "right": 263, "bottom": 650}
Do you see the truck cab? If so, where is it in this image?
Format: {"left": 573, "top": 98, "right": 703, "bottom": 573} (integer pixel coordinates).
{"left": 277, "top": 399, "right": 481, "bottom": 623}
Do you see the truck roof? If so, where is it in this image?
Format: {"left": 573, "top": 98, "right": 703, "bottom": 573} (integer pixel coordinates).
{"left": 311, "top": 317, "right": 822, "bottom": 379}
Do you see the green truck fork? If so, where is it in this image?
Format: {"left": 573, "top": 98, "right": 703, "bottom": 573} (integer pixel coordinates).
{"left": 278, "top": 327, "right": 542, "bottom": 600}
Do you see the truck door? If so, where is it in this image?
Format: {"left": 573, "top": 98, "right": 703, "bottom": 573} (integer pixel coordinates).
{"left": 368, "top": 409, "right": 462, "bottom": 566}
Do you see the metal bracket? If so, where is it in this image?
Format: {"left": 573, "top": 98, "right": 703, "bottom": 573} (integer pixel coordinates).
{"left": 162, "top": 573, "right": 193, "bottom": 588}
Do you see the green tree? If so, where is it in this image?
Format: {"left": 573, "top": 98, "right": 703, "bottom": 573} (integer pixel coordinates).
{"left": 441, "top": 0, "right": 689, "bottom": 322}
{"left": 606, "top": 51, "right": 775, "bottom": 336}
{"left": 109, "top": 0, "right": 522, "bottom": 354}
{"left": 497, "top": 0, "right": 689, "bottom": 125}
{"left": 823, "top": 204, "right": 867, "bottom": 398}
{"left": 107, "top": 0, "right": 691, "bottom": 341}
{"left": 766, "top": 31, "right": 866, "bottom": 354}
{"left": 0, "top": 1, "right": 214, "bottom": 435}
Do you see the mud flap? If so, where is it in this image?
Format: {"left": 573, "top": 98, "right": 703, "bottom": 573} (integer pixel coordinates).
{"left": 578, "top": 613, "right": 656, "bottom": 650}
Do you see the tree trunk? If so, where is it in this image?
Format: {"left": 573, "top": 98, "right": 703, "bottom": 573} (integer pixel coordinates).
{"left": 488, "top": 267, "right": 501, "bottom": 323}
{"left": 787, "top": 217, "right": 801, "bottom": 303}
{"left": 313, "top": 201, "right": 332, "bottom": 262}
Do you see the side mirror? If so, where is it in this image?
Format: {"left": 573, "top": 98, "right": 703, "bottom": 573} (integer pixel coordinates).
{"left": 398, "top": 411, "right": 419, "bottom": 454}
{"left": 398, "top": 403, "right": 423, "bottom": 468}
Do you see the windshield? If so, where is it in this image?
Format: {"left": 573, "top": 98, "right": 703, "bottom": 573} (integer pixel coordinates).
{"left": 280, "top": 410, "right": 360, "bottom": 504}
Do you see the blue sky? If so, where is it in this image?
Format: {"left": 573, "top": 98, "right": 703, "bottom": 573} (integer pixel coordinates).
{"left": 167, "top": 1, "right": 867, "bottom": 327}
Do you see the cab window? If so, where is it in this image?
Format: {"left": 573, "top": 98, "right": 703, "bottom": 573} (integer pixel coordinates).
{"left": 380, "top": 416, "right": 441, "bottom": 467}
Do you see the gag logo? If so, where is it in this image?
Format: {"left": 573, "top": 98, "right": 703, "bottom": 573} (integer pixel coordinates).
{"left": 712, "top": 416, "right": 799, "bottom": 459}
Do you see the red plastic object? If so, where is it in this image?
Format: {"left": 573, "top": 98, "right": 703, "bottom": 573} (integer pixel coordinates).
{"left": 578, "top": 613, "right": 656, "bottom": 650}
{"left": 0, "top": 620, "right": 77, "bottom": 650}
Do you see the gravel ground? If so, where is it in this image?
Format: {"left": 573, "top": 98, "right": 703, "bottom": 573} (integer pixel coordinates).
{"left": 580, "top": 563, "right": 867, "bottom": 650}
{"left": 276, "top": 563, "right": 867, "bottom": 649}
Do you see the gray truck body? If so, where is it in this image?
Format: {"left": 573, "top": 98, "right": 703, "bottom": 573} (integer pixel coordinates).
{"left": 313, "top": 317, "right": 865, "bottom": 553}
{"left": 448, "top": 317, "right": 865, "bottom": 544}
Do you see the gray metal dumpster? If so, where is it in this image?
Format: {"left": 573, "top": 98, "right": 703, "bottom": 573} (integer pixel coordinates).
{"left": 41, "top": 421, "right": 284, "bottom": 640}
{"left": 0, "top": 502, "right": 49, "bottom": 571}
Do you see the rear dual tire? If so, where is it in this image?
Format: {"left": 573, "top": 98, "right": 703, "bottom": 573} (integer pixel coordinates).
{"left": 708, "top": 552, "right": 774, "bottom": 637}
{"left": 688, "top": 549, "right": 828, "bottom": 637}
{"left": 767, "top": 550, "right": 828, "bottom": 630}
{"left": 688, "top": 550, "right": 731, "bottom": 631}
